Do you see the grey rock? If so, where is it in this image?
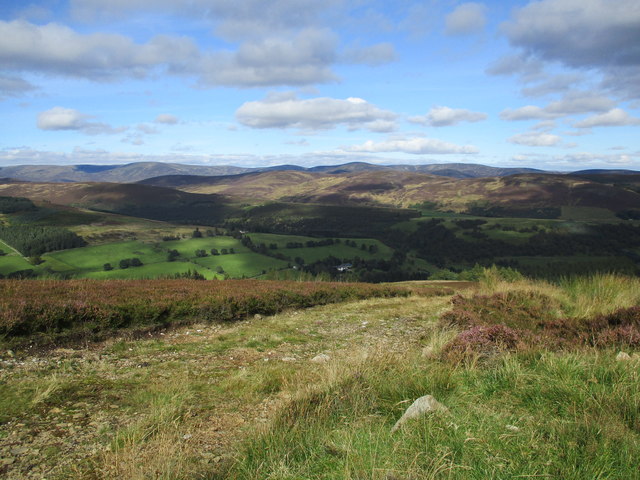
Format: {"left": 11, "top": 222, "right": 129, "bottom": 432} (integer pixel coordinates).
{"left": 391, "top": 395, "right": 448, "bottom": 433}
{"left": 310, "top": 353, "right": 330, "bottom": 363}
{"left": 616, "top": 351, "right": 631, "bottom": 361}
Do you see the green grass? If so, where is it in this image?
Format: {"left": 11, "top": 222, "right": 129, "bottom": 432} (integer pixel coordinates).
{"left": 229, "top": 352, "right": 640, "bottom": 480}
{"left": 161, "top": 236, "right": 252, "bottom": 254}
{"left": 0, "top": 239, "right": 34, "bottom": 275}
{"left": 192, "top": 252, "right": 289, "bottom": 277}
{"left": 83, "top": 261, "right": 216, "bottom": 279}
{"left": 45, "top": 240, "right": 167, "bottom": 272}
{"left": 248, "top": 233, "right": 394, "bottom": 262}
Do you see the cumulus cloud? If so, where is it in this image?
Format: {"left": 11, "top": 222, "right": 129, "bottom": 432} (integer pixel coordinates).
{"left": 347, "top": 137, "right": 479, "bottom": 155}
{"left": 0, "top": 20, "right": 199, "bottom": 81}
{"left": 503, "top": 0, "right": 640, "bottom": 69}
{"left": 410, "top": 106, "right": 487, "bottom": 127}
{"left": 0, "top": 20, "right": 349, "bottom": 88}
{"left": 197, "top": 28, "right": 339, "bottom": 87}
{"left": 155, "top": 114, "right": 179, "bottom": 124}
{"left": 508, "top": 131, "right": 562, "bottom": 146}
{"left": 235, "top": 93, "right": 397, "bottom": 132}
{"left": 500, "top": 92, "right": 616, "bottom": 120}
{"left": 574, "top": 108, "right": 640, "bottom": 128}
{"left": 37, "top": 107, "right": 127, "bottom": 135}
{"left": 445, "top": 2, "right": 487, "bottom": 35}
{"left": 502, "top": 0, "right": 640, "bottom": 99}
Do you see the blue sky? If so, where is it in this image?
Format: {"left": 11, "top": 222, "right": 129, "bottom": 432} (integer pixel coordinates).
{"left": 1, "top": 0, "right": 639, "bottom": 170}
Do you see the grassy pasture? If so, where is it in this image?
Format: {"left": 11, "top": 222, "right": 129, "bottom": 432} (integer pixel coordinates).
{"left": 84, "top": 261, "right": 215, "bottom": 279}
{"left": 191, "top": 252, "right": 289, "bottom": 278}
{"left": 45, "top": 240, "right": 167, "bottom": 272}
{"left": 161, "top": 236, "right": 251, "bottom": 254}
{"left": 0, "top": 254, "right": 34, "bottom": 275}
{"left": 248, "top": 233, "right": 394, "bottom": 262}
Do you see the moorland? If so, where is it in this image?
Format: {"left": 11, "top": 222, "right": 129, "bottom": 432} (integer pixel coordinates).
{"left": 1, "top": 161, "right": 639, "bottom": 282}
{"left": 1, "top": 161, "right": 639, "bottom": 479}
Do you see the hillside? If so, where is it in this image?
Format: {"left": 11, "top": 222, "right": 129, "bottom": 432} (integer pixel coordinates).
{"left": 0, "top": 161, "right": 551, "bottom": 184}
{"left": 0, "top": 181, "right": 234, "bottom": 224}
{"left": 141, "top": 170, "right": 640, "bottom": 215}
{"left": 0, "top": 162, "right": 252, "bottom": 183}
{"left": 1, "top": 274, "right": 638, "bottom": 478}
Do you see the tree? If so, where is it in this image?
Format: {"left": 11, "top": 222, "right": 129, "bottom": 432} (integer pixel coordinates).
{"left": 229, "top": 247, "right": 235, "bottom": 254}
{"left": 211, "top": 248, "right": 219, "bottom": 255}
{"left": 221, "top": 248, "right": 228, "bottom": 255}
{"left": 119, "top": 259, "right": 130, "bottom": 269}
{"left": 167, "top": 249, "right": 179, "bottom": 261}
{"left": 130, "top": 258, "right": 143, "bottom": 267}
{"left": 192, "top": 228, "right": 202, "bottom": 238}
{"left": 103, "top": 263, "right": 113, "bottom": 271}
{"left": 195, "top": 249, "right": 207, "bottom": 257}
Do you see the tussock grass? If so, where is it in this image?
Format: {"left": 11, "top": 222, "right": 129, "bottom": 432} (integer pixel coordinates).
{"left": 229, "top": 349, "right": 640, "bottom": 479}
{"left": 226, "top": 274, "right": 640, "bottom": 479}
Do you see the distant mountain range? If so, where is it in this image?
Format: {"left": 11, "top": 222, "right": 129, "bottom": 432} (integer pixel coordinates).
{"left": 0, "top": 161, "right": 551, "bottom": 183}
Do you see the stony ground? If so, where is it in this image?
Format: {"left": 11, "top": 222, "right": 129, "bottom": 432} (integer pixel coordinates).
{"left": 0, "top": 292, "right": 458, "bottom": 479}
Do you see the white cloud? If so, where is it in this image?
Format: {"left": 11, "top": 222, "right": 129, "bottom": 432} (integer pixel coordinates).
{"left": 445, "top": 3, "right": 487, "bottom": 35}
{"left": 500, "top": 92, "right": 616, "bottom": 121}
{"left": 198, "top": 28, "right": 339, "bottom": 87}
{"left": 500, "top": 106, "right": 548, "bottom": 121}
{"left": 502, "top": 0, "right": 640, "bottom": 99}
{"left": 235, "top": 94, "right": 397, "bottom": 131}
{"left": 37, "top": 107, "right": 127, "bottom": 135}
{"left": 155, "top": 114, "right": 179, "bottom": 124}
{"left": 574, "top": 108, "right": 640, "bottom": 128}
{"left": 510, "top": 151, "right": 639, "bottom": 168}
{"left": 0, "top": 20, "right": 346, "bottom": 89}
{"left": 503, "top": 0, "right": 640, "bottom": 69}
{"left": 508, "top": 131, "right": 562, "bottom": 146}
{"left": 347, "top": 137, "right": 479, "bottom": 155}
{"left": 0, "top": 20, "right": 199, "bottom": 81}
{"left": 410, "top": 106, "right": 487, "bottom": 127}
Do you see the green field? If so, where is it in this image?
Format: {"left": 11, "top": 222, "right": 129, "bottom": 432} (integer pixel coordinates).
{"left": 161, "top": 236, "right": 251, "bottom": 254}
{"left": 45, "top": 240, "right": 168, "bottom": 272}
{"left": 247, "top": 233, "right": 394, "bottom": 262}
{"left": 84, "top": 261, "right": 216, "bottom": 279}
{"left": 0, "top": 239, "right": 34, "bottom": 275}
{"left": 1, "top": 232, "right": 399, "bottom": 280}
{"left": 192, "top": 252, "right": 289, "bottom": 277}
{"left": 0, "top": 254, "right": 34, "bottom": 275}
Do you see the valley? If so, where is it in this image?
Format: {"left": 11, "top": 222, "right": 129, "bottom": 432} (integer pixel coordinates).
{"left": 0, "top": 162, "right": 639, "bottom": 282}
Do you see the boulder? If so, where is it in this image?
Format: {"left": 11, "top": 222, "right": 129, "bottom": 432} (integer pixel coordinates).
{"left": 616, "top": 351, "right": 631, "bottom": 362}
{"left": 311, "top": 353, "right": 330, "bottom": 363}
{"left": 391, "top": 395, "right": 448, "bottom": 433}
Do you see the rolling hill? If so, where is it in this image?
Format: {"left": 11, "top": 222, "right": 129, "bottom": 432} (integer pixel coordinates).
{"left": 140, "top": 169, "right": 640, "bottom": 215}
{"left": 0, "top": 161, "right": 550, "bottom": 183}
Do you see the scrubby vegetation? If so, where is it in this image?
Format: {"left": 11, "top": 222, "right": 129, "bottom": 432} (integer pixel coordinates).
{"left": 0, "top": 279, "right": 408, "bottom": 348}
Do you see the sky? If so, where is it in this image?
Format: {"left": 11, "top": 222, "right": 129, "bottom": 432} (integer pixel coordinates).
{"left": 0, "top": 0, "right": 639, "bottom": 170}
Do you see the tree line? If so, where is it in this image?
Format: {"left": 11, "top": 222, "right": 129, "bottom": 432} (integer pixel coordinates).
{"left": 0, "top": 225, "right": 86, "bottom": 256}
